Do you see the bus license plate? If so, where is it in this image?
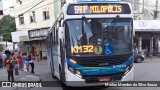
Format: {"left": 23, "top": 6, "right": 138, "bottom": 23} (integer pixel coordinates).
{"left": 99, "top": 77, "right": 110, "bottom": 82}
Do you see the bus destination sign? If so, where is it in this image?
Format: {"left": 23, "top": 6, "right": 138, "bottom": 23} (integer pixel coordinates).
{"left": 67, "top": 3, "right": 131, "bottom": 15}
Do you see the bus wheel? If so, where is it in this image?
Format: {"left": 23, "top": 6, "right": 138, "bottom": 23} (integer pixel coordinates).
{"left": 59, "top": 66, "right": 72, "bottom": 89}
{"left": 59, "top": 66, "right": 66, "bottom": 87}
{"left": 50, "top": 62, "right": 56, "bottom": 78}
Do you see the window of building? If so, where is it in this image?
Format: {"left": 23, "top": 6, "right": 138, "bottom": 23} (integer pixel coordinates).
{"left": 30, "top": 11, "right": 36, "bottom": 23}
{"left": 19, "top": 14, "right": 24, "bottom": 25}
{"left": 43, "top": 8, "right": 50, "bottom": 20}
{"left": 133, "top": 0, "right": 139, "bottom": 11}
{"left": 16, "top": 0, "right": 22, "bottom": 4}
{"left": 0, "top": 10, "right": 3, "bottom": 15}
{"left": 61, "top": 0, "right": 65, "bottom": 7}
{"left": 16, "top": 0, "right": 19, "bottom": 3}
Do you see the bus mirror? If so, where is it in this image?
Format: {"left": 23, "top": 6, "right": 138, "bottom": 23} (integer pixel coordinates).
{"left": 59, "top": 27, "right": 64, "bottom": 39}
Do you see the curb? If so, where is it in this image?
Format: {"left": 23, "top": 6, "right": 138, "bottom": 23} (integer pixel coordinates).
{"left": 0, "top": 69, "right": 42, "bottom": 82}
{"left": 17, "top": 74, "right": 42, "bottom": 82}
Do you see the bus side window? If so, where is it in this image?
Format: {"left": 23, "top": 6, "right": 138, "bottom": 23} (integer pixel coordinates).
{"left": 48, "top": 36, "right": 50, "bottom": 48}
{"left": 54, "top": 26, "right": 56, "bottom": 45}
{"left": 50, "top": 32, "right": 53, "bottom": 47}
{"left": 48, "top": 34, "right": 50, "bottom": 48}
{"left": 56, "top": 29, "right": 58, "bottom": 44}
{"left": 46, "top": 36, "right": 48, "bottom": 49}
{"left": 53, "top": 27, "right": 55, "bottom": 45}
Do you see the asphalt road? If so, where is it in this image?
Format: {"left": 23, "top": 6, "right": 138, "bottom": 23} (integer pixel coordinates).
{"left": 2, "top": 57, "right": 160, "bottom": 90}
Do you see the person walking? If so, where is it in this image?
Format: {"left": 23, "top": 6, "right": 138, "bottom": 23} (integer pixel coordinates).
{"left": 28, "top": 51, "right": 35, "bottom": 74}
{"left": 2, "top": 52, "right": 7, "bottom": 69}
{"left": 150, "top": 48, "right": 154, "bottom": 58}
{"left": 4, "top": 50, "right": 14, "bottom": 82}
{"left": 155, "top": 44, "right": 159, "bottom": 56}
{"left": 17, "top": 52, "right": 23, "bottom": 70}
{"left": 11, "top": 52, "right": 19, "bottom": 75}
{"left": 22, "top": 53, "right": 29, "bottom": 72}
{"left": 0, "top": 53, "right": 3, "bottom": 68}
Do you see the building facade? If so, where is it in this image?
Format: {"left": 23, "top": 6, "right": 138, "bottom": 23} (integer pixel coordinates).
{"left": 139, "top": 0, "right": 160, "bottom": 20}
{"left": 123, "top": 0, "right": 160, "bottom": 56}
{"left": 133, "top": 0, "right": 160, "bottom": 55}
{"left": 13, "top": 0, "right": 62, "bottom": 60}
{"left": 0, "top": 0, "right": 3, "bottom": 43}
{"left": 0, "top": 0, "right": 3, "bottom": 19}
{"left": 2, "top": 0, "right": 14, "bottom": 16}
{"left": 134, "top": 20, "right": 160, "bottom": 56}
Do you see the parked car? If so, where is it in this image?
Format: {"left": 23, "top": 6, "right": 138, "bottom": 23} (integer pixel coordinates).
{"left": 134, "top": 52, "right": 145, "bottom": 63}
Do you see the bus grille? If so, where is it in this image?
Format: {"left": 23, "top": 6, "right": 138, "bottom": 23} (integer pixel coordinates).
{"left": 83, "top": 72, "right": 124, "bottom": 83}
{"left": 69, "top": 53, "right": 133, "bottom": 67}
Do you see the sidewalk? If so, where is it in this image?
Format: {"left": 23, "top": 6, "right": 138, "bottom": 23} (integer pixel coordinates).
{"left": 0, "top": 68, "right": 42, "bottom": 82}
{"left": 143, "top": 56, "right": 160, "bottom": 62}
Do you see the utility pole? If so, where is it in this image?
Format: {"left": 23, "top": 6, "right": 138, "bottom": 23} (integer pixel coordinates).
{"left": 154, "top": 0, "right": 158, "bottom": 19}
{"left": 142, "top": 0, "right": 144, "bottom": 13}
{"left": 6, "top": 41, "right": 7, "bottom": 50}
{"left": 13, "top": 42, "right": 15, "bottom": 51}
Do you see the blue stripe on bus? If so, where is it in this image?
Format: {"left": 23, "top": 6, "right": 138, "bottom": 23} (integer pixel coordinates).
{"left": 67, "top": 55, "right": 134, "bottom": 75}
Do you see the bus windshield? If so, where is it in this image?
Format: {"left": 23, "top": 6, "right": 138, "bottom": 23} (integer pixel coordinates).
{"left": 65, "top": 18, "right": 133, "bottom": 56}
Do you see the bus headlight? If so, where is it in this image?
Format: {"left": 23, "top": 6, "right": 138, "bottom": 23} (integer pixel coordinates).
{"left": 68, "top": 66, "right": 74, "bottom": 73}
{"left": 124, "top": 66, "right": 129, "bottom": 75}
{"left": 75, "top": 70, "right": 82, "bottom": 78}
{"left": 75, "top": 70, "right": 81, "bottom": 75}
{"left": 68, "top": 66, "right": 82, "bottom": 78}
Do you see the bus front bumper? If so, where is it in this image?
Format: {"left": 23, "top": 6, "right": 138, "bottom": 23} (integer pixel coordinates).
{"left": 65, "top": 66, "right": 134, "bottom": 87}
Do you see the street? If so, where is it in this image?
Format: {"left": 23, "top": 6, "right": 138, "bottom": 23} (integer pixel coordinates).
{"left": 1, "top": 57, "right": 160, "bottom": 90}
{"left": 1, "top": 0, "right": 160, "bottom": 90}
{"left": 36, "top": 57, "right": 160, "bottom": 90}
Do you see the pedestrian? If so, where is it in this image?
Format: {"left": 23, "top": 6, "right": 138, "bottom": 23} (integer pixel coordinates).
{"left": 4, "top": 50, "right": 14, "bottom": 82}
{"left": 135, "top": 46, "right": 138, "bottom": 54}
{"left": 145, "top": 46, "right": 149, "bottom": 57}
{"left": 17, "top": 52, "right": 23, "bottom": 71}
{"left": 2, "top": 51, "right": 7, "bottom": 69}
{"left": 0, "top": 53, "right": 3, "bottom": 68}
{"left": 155, "top": 44, "right": 159, "bottom": 56}
{"left": 28, "top": 51, "right": 35, "bottom": 74}
{"left": 22, "top": 53, "right": 29, "bottom": 72}
{"left": 36, "top": 52, "right": 39, "bottom": 62}
{"left": 11, "top": 52, "right": 19, "bottom": 75}
{"left": 150, "top": 48, "right": 154, "bottom": 58}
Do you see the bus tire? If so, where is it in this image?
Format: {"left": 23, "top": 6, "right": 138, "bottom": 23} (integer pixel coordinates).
{"left": 50, "top": 62, "right": 56, "bottom": 78}
{"left": 59, "top": 66, "right": 66, "bottom": 87}
{"left": 59, "top": 66, "right": 74, "bottom": 89}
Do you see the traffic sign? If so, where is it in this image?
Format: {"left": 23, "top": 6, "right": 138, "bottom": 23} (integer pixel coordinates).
{"left": 104, "top": 46, "right": 113, "bottom": 56}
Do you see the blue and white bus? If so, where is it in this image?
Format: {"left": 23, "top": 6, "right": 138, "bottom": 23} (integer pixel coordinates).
{"left": 46, "top": 0, "right": 134, "bottom": 87}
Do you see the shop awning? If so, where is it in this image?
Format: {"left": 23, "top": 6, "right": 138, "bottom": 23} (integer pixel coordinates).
{"left": 134, "top": 20, "right": 160, "bottom": 31}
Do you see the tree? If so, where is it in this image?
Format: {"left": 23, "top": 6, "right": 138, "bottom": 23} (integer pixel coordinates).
{"left": 0, "top": 15, "right": 16, "bottom": 42}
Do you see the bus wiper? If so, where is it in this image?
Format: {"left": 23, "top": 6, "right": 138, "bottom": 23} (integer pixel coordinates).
{"left": 112, "top": 15, "right": 120, "bottom": 26}
{"left": 82, "top": 16, "right": 86, "bottom": 35}
{"left": 82, "top": 16, "right": 95, "bottom": 35}
{"left": 80, "top": 16, "right": 87, "bottom": 45}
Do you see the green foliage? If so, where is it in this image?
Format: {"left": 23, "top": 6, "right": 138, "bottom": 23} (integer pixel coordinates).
{"left": 0, "top": 15, "right": 16, "bottom": 42}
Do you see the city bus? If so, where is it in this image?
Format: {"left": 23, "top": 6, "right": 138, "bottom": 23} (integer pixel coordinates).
{"left": 46, "top": 0, "right": 134, "bottom": 87}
